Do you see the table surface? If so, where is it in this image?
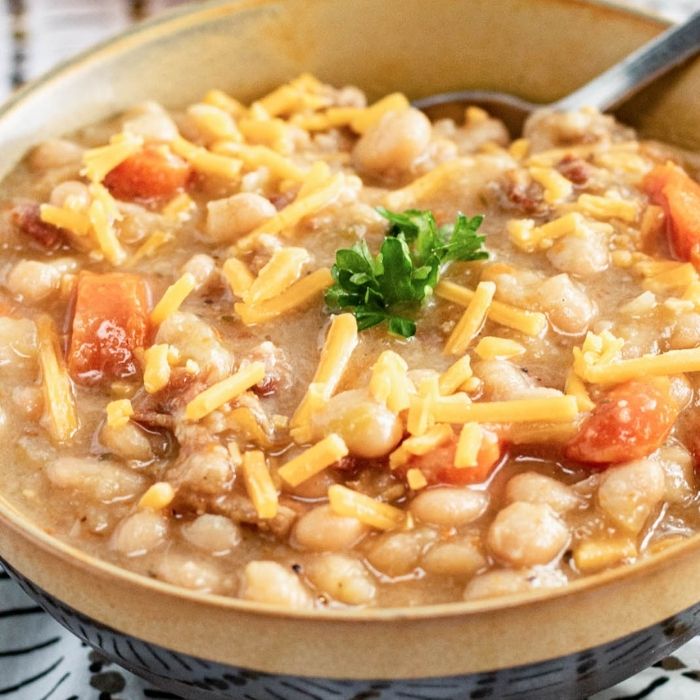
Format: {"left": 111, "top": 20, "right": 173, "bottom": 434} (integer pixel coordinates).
{"left": 1, "top": 0, "right": 700, "bottom": 698}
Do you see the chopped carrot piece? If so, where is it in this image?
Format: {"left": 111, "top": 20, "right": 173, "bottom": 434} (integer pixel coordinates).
{"left": 68, "top": 271, "right": 151, "bottom": 384}
{"left": 405, "top": 429, "right": 504, "bottom": 486}
{"left": 643, "top": 163, "right": 700, "bottom": 263}
{"left": 104, "top": 146, "right": 191, "bottom": 201}
{"left": 565, "top": 379, "right": 678, "bottom": 465}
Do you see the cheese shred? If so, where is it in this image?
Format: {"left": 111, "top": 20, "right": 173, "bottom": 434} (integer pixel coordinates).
{"left": 444, "top": 281, "right": 496, "bottom": 355}
{"left": 242, "top": 450, "right": 279, "bottom": 519}
{"left": 328, "top": 485, "right": 405, "bottom": 530}
{"left": 151, "top": 272, "right": 196, "bottom": 325}
{"left": 185, "top": 362, "right": 266, "bottom": 421}
{"left": 36, "top": 315, "right": 79, "bottom": 443}
{"left": 278, "top": 434, "right": 349, "bottom": 486}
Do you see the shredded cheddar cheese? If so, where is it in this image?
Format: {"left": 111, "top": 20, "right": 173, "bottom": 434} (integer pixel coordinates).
{"left": 328, "top": 485, "right": 405, "bottom": 530}
{"left": 170, "top": 136, "right": 242, "bottom": 179}
{"left": 151, "top": 272, "right": 196, "bottom": 325}
{"left": 36, "top": 315, "right": 78, "bottom": 443}
{"left": 235, "top": 268, "right": 333, "bottom": 325}
{"left": 162, "top": 192, "right": 196, "bottom": 221}
{"left": 576, "top": 193, "right": 638, "bottom": 222}
{"left": 350, "top": 92, "right": 409, "bottom": 133}
{"left": 245, "top": 247, "right": 310, "bottom": 304}
{"left": 187, "top": 103, "right": 243, "bottom": 143}
{"left": 242, "top": 450, "right": 278, "bottom": 519}
{"left": 529, "top": 166, "right": 573, "bottom": 204}
{"left": 406, "top": 468, "right": 428, "bottom": 490}
{"left": 88, "top": 183, "right": 127, "bottom": 265}
{"left": 474, "top": 336, "right": 525, "bottom": 360}
{"left": 222, "top": 257, "right": 255, "bottom": 298}
{"left": 565, "top": 370, "right": 595, "bottom": 412}
{"left": 435, "top": 280, "right": 547, "bottom": 337}
{"left": 241, "top": 172, "right": 345, "bottom": 244}
{"left": 432, "top": 394, "right": 579, "bottom": 424}
{"left": 290, "top": 313, "right": 358, "bottom": 441}
{"left": 105, "top": 399, "right": 134, "bottom": 429}
{"left": 138, "top": 482, "right": 175, "bottom": 510}
{"left": 185, "top": 362, "right": 266, "bottom": 421}
{"left": 278, "top": 434, "right": 349, "bottom": 486}
{"left": 213, "top": 141, "right": 307, "bottom": 181}
{"left": 369, "top": 350, "right": 413, "bottom": 413}
{"left": 143, "top": 344, "right": 172, "bottom": 394}
{"left": 508, "top": 212, "right": 589, "bottom": 253}
{"left": 81, "top": 132, "right": 143, "bottom": 182}
{"left": 576, "top": 347, "right": 700, "bottom": 385}
{"left": 439, "top": 355, "right": 473, "bottom": 395}
{"left": 454, "top": 422, "right": 483, "bottom": 468}
{"left": 444, "top": 281, "right": 495, "bottom": 355}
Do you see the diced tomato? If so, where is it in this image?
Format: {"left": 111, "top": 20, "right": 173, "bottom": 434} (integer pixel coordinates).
{"left": 642, "top": 163, "right": 700, "bottom": 263}
{"left": 406, "top": 429, "right": 505, "bottom": 486}
{"left": 68, "top": 271, "right": 151, "bottom": 384}
{"left": 565, "top": 379, "right": 678, "bottom": 465}
{"left": 103, "top": 146, "right": 191, "bottom": 201}
{"left": 11, "top": 202, "right": 64, "bottom": 250}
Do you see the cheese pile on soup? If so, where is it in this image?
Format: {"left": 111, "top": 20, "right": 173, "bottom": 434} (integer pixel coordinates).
{"left": 2, "top": 75, "right": 700, "bottom": 608}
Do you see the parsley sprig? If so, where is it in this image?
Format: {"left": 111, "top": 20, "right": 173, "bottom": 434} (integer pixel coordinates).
{"left": 325, "top": 208, "right": 488, "bottom": 338}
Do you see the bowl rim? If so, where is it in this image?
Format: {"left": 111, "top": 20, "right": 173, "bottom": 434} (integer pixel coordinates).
{"left": 0, "top": 0, "right": 694, "bottom": 624}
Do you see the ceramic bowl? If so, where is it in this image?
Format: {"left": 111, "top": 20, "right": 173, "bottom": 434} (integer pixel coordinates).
{"left": 1, "top": 1, "right": 700, "bottom": 698}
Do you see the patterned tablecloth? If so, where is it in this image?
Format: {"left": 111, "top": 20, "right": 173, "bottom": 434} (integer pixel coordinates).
{"left": 1, "top": 0, "right": 699, "bottom": 698}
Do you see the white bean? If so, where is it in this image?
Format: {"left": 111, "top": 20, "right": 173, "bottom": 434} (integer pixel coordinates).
{"left": 180, "top": 254, "right": 217, "bottom": 289}
{"left": 535, "top": 274, "right": 595, "bottom": 335}
{"left": 463, "top": 567, "right": 568, "bottom": 601}
{"left": 112, "top": 510, "right": 167, "bottom": 556}
{"left": 366, "top": 527, "right": 438, "bottom": 577}
{"left": 422, "top": 538, "right": 487, "bottom": 578}
{"left": 670, "top": 313, "right": 700, "bottom": 350}
{"left": 0, "top": 317, "right": 36, "bottom": 369}
{"left": 182, "top": 514, "right": 241, "bottom": 554}
{"left": 206, "top": 193, "right": 276, "bottom": 243}
{"left": 487, "top": 502, "right": 569, "bottom": 566}
{"left": 656, "top": 445, "right": 695, "bottom": 504}
{"left": 100, "top": 422, "right": 154, "bottom": 462}
{"left": 474, "top": 359, "right": 560, "bottom": 401}
{"left": 155, "top": 553, "right": 223, "bottom": 592}
{"left": 29, "top": 139, "right": 83, "bottom": 170}
{"left": 45, "top": 457, "right": 147, "bottom": 502}
{"left": 6, "top": 260, "right": 60, "bottom": 303}
{"left": 312, "top": 389, "right": 403, "bottom": 459}
{"left": 241, "top": 561, "right": 312, "bottom": 608}
{"left": 505, "top": 472, "right": 581, "bottom": 513}
{"left": 305, "top": 554, "right": 376, "bottom": 605}
{"left": 409, "top": 487, "right": 488, "bottom": 527}
{"left": 546, "top": 230, "right": 609, "bottom": 277}
{"left": 50, "top": 180, "right": 91, "bottom": 208}
{"left": 123, "top": 111, "right": 179, "bottom": 142}
{"left": 352, "top": 108, "right": 431, "bottom": 176}
{"left": 292, "top": 505, "right": 368, "bottom": 551}
{"left": 597, "top": 459, "right": 666, "bottom": 533}
{"left": 155, "top": 311, "right": 233, "bottom": 381}
{"left": 171, "top": 444, "right": 234, "bottom": 495}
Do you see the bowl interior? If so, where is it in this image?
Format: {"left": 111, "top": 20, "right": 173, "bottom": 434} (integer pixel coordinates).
{"left": 1, "top": 0, "right": 700, "bottom": 679}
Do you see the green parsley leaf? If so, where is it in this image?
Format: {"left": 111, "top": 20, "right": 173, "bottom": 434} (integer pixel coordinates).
{"left": 325, "top": 207, "right": 488, "bottom": 338}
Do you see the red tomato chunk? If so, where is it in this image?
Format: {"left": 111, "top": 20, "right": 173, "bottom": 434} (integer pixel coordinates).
{"left": 565, "top": 380, "right": 678, "bottom": 465}
{"left": 643, "top": 163, "right": 700, "bottom": 264}
{"left": 408, "top": 429, "right": 504, "bottom": 486}
{"left": 104, "top": 146, "right": 191, "bottom": 201}
{"left": 68, "top": 272, "right": 151, "bottom": 384}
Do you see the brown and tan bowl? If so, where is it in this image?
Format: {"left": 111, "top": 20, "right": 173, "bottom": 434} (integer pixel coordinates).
{"left": 1, "top": 1, "right": 700, "bottom": 698}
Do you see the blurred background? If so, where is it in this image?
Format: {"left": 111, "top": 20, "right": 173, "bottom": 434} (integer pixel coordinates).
{"left": 0, "top": 0, "right": 697, "bottom": 103}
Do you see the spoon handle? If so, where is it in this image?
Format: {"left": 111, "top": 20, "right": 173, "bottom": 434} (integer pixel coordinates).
{"left": 553, "top": 10, "right": 700, "bottom": 112}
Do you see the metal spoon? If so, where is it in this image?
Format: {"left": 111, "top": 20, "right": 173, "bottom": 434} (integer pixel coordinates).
{"left": 413, "top": 9, "right": 700, "bottom": 136}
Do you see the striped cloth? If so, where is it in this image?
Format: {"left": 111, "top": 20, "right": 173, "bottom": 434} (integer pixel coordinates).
{"left": 1, "top": 0, "right": 699, "bottom": 698}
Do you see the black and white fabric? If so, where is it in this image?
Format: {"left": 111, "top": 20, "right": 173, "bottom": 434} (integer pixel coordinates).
{"left": 2, "top": 563, "right": 700, "bottom": 700}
